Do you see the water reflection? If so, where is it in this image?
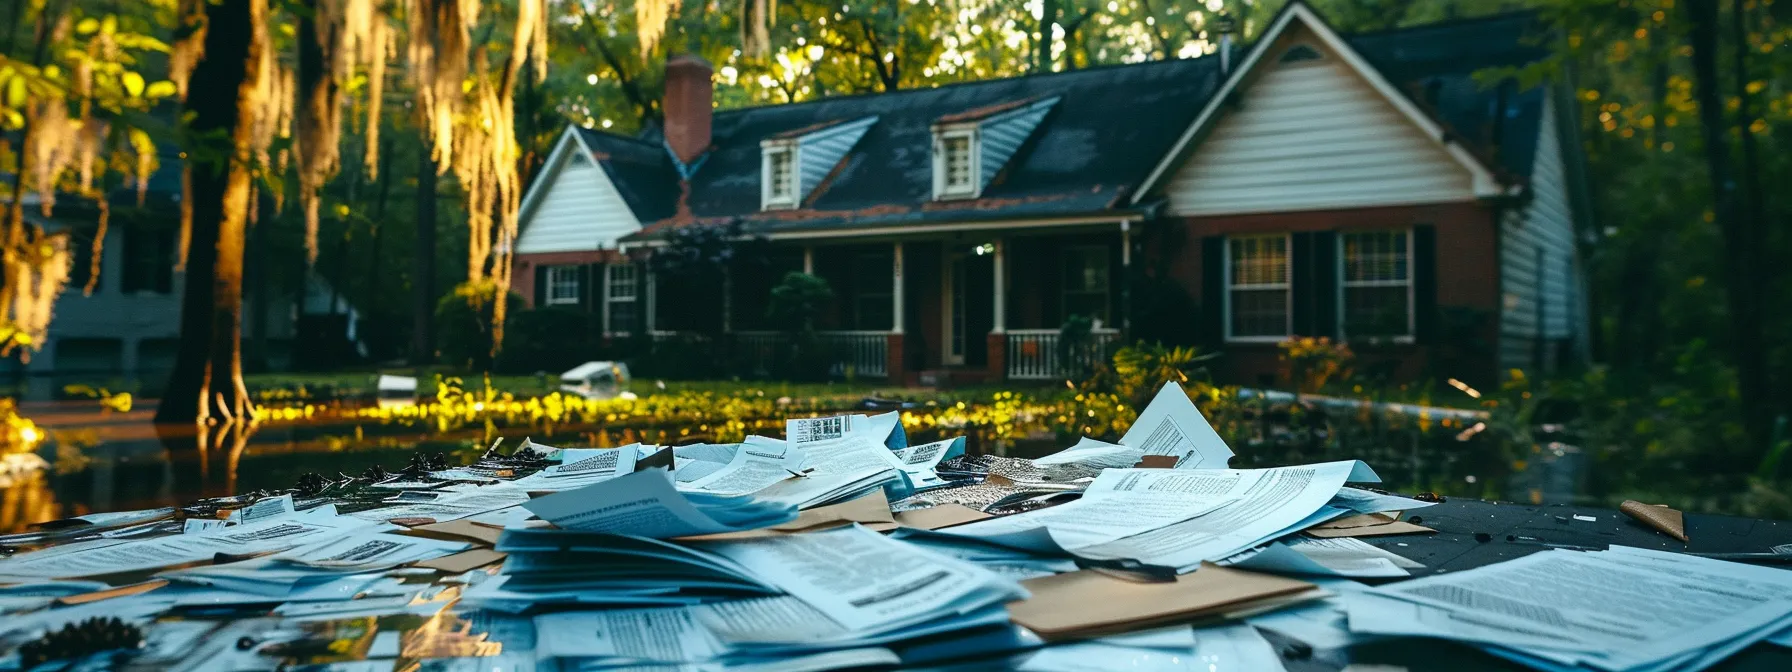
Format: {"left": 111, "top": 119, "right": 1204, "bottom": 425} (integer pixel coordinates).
{"left": 2, "top": 391, "right": 1558, "bottom": 532}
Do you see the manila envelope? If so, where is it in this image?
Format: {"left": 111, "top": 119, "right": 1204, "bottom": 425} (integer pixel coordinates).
{"left": 1008, "top": 564, "right": 1315, "bottom": 640}
{"left": 1304, "top": 512, "right": 1435, "bottom": 538}
{"left": 892, "top": 504, "right": 993, "bottom": 531}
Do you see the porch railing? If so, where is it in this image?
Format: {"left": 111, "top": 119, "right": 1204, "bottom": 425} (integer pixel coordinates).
{"left": 819, "top": 331, "right": 888, "bottom": 378}
{"left": 1006, "top": 328, "right": 1121, "bottom": 380}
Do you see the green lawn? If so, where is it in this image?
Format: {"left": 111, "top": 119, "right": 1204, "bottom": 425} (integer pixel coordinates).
{"left": 243, "top": 369, "right": 920, "bottom": 400}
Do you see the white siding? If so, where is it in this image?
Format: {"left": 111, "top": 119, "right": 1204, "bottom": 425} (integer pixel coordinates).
{"left": 796, "top": 116, "right": 877, "bottom": 199}
{"left": 1499, "top": 95, "right": 1581, "bottom": 372}
{"left": 515, "top": 148, "right": 640, "bottom": 254}
{"left": 978, "top": 98, "right": 1057, "bottom": 188}
{"left": 1166, "top": 47, "right": 1477, "bottom": 216}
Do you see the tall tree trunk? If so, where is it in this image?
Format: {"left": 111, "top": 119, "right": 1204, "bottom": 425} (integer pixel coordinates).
{"left": 247, "top": 186, "right": 271, "bottom": 369}
{"left": 157, "top": 0, "right": 266, "bottom": 424}
{"left": 1686, "top": 0, "right": 1768, "bottom": 450}
{"left": 410, "top": 139, "right": 438, "bottom": 366}
{"left": 1730, "top": 0, "right": 1775, "bottom": 426}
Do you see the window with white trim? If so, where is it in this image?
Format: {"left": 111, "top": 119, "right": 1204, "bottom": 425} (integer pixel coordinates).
{"left": 1062, "top": 245, "right": 1111, "bottom": 324}
{"left": 1339, "top": 230, "right": 1413, "bottom": 339}
{"left": 1226, "top": 235, "right": 1291, "bottom": 340}
{"left": 933, "top": 129, "right": 978, "bottom": 199}
{"left": 545, "top": 266, "right": 581, "bottom": 306}
{"left": 762, "top": 144, "right": 798, "bottom": 210}
{"left": 605, "top": 264, "right": 639, "bottom": 334}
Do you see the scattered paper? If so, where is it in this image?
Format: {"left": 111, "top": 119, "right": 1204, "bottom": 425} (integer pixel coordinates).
{"left": 277, "top": 531, "right": 469, "bottom": 571}
{"left": 1074, "top": 461, "right": 1371, "bottom": 570}
{"left": 938, "top": 468, "right": 1241, "bottom": 554}
{"left": 1120, "top": 382, "right": 1234, "bottom": 469}
{"left": 699, "top": 525, "right": 1025, "bottom": 635}
{"left": 534, "top": 608, "right": 724, "bottom": 663}
{"left": 522, "top": 469, "right": 796, "bottom": 538}
{"left": 1228, "top": 537, "right": 1422, "bottom": 578}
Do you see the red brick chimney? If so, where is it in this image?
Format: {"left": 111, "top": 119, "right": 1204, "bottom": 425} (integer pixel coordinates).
{"left": 662, "top": 55, "right": 714, "bottom": 166}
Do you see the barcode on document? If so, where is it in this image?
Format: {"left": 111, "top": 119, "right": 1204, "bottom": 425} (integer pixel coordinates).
{"left": 794, "top": 416, "right": 850, "bottom": 442}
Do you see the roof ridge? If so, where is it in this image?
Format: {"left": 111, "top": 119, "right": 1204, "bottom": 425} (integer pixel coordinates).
{"left": 712, "top": 56, "right": 1217, "bottom": 119}
{"left": 706, "top": 9, "right": 1543, "bottom": 121}
{"left": 1342, "top": 9, "right": 1543, "bottom": 40}
{"left": 577, "top": 126, "right": 663, "bottom": 149}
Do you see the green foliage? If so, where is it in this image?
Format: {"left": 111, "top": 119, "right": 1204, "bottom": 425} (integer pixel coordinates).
{"left": 433, "top": 282, "right": 523, "bottom": 372}
{"left": 1108, "top": 341, "right": 1214, "bottom": 405}
{"left": 766, "top": 272, "right": 836, "bottom": 381}
{"left": 495, "top": 306, "right": 595, "bottom": 375}
{"left": 766, "top": 272, "right": 833, "bottom": 332}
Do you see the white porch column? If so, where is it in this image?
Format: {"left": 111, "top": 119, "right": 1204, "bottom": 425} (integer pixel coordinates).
{"left": 991, "top": 238, "right": 1006, "bottom": 334}
{"left": 802, "top": 246, "right": 814, "bottom": 274}
{"left": 1120, "top": 221, "right": 1132, "bottom": 334}
{"left": 891, "top": 243, "right": 905, "bottom": 334}
{"left": 645, "top": 270, "right": 658, "bottom": 334}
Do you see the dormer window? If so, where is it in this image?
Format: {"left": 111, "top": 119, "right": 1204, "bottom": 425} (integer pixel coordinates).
{"left": 934, "top": 128, "right": 979, "bottom": 200}
{"left": 762, "top": 143, "right": 799, "bottom": 210}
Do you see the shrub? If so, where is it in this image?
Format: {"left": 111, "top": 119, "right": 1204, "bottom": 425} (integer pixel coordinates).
{"left": 434, "top": 282, "right": 524, "bottom": 371}
{"left": 496, "top": 306, "right": 593, "bottom": 374}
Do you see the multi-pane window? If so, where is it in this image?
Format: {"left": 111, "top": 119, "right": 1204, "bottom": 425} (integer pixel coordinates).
{"left": 1340, "top": 231, "right": 1413, "bottom": 339}
{"left": 545, "top": 266, "right": 581, "bottom": 306}
{"left": 764, "top": 146, "right": 797, "bottom": 209}
{"left": 1062, "top": 245, "right": 1110, "bottom": 324}
{"left": 937, "top": 130, "right": 977, "bottom": 198}
{"left": 605, "top": 264, "right": 638, "bottom": 335}
{"left": 1226, "top": 235, "right": 1291, "bottom": 340}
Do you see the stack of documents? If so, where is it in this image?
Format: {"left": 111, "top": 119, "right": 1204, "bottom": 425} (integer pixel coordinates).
{"left": 927, "top": 460, "right": 1380, "bottom": 572}
{"left": 690, "top": 525, "right": 1029, "bottom": 652}
{"left": 522, "top": 469, "right": 797, "bottom": 538}
{"left": 1343, "top": 546, "right": 1792, "bottom": 671}
{"left": 683, "top": 417, "right": 908, "bottom": 510}
{"left": 462, "top": 528, "right": 780, "bottom": 612}
{"left": 509, "top": 442, "right": 646, "bottom": 491}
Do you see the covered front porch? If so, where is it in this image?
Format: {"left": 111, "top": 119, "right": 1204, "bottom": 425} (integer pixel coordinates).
{"left": 639, "top": 221, "right": 1133, "bottom": 384}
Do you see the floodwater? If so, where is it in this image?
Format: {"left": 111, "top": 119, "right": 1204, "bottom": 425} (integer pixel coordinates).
{"left": 0, "top": 394, "right": 1583, "bottom": 533}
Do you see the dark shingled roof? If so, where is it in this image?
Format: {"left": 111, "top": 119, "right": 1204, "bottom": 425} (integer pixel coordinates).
{"left": 611, "top": 9, "right": 1554, "bottom": 241}
{"left": 575, "top": 127, "right": 682, "bottom": 224}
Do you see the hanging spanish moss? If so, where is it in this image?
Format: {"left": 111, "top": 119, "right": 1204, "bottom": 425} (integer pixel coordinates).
{"left": 361, "top": 16, "right": 391, "bottom": 180}
{"left": 406, "top": 0, "right": 478, "bottom": 169}
{"left": 449, "top": 0, "right": 547, "bottom": 350}
{"left": 637, "top": 0, "right": 681, "bottom": 57}
{"left": 0, "top": 228, "right": 72, "bottom": 361}
{"left": 168, "top": 0, "right": 209, "bottom": 98}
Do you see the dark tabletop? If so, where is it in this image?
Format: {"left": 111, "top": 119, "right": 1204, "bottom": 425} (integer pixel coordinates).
{"left": 1280, "top": 498, "right": 1792, "bottom": 671}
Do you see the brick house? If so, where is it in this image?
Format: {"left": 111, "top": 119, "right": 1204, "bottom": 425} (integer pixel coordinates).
{"left": 511, "top": 3, "right": 1592, "bottom": 388}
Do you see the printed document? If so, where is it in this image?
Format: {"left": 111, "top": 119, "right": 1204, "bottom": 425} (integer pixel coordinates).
{"left": 534, "top": 608, "right": 724, "bottom": 663}
{"left": 683, "top": 437, "right": 805, "bottom": 496}
{"left": 890, "top": 437, "right": 959, "bottom": 488}
{"left": 276, "top": 531, "right": 469, "bottom": 571}
{"left": 1355, "top": 548, "right": 1792, "bottom": 670}
{"left": 1075, "top": 461, "right": 1364, "bottom": 570}
{"left": 1032, "top": 436, "right": 1147, "bottom": 469}
{"left": 522, "top": 469, "right": 794, "bottom": 538}
{"left": 1120, "top": 382, "right": 1234, "bottom": 469}
{"left": 0, "top": 511, "right": 375, "bottom": 579}
{"left": 348, "top": 484, "right": 530, "bottom": 523}
{"left": 938, "top": 468, "right": 1241, "bottom": 553}
{"left": 699, "top": 525, "right": 1025, "bottom": 633}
